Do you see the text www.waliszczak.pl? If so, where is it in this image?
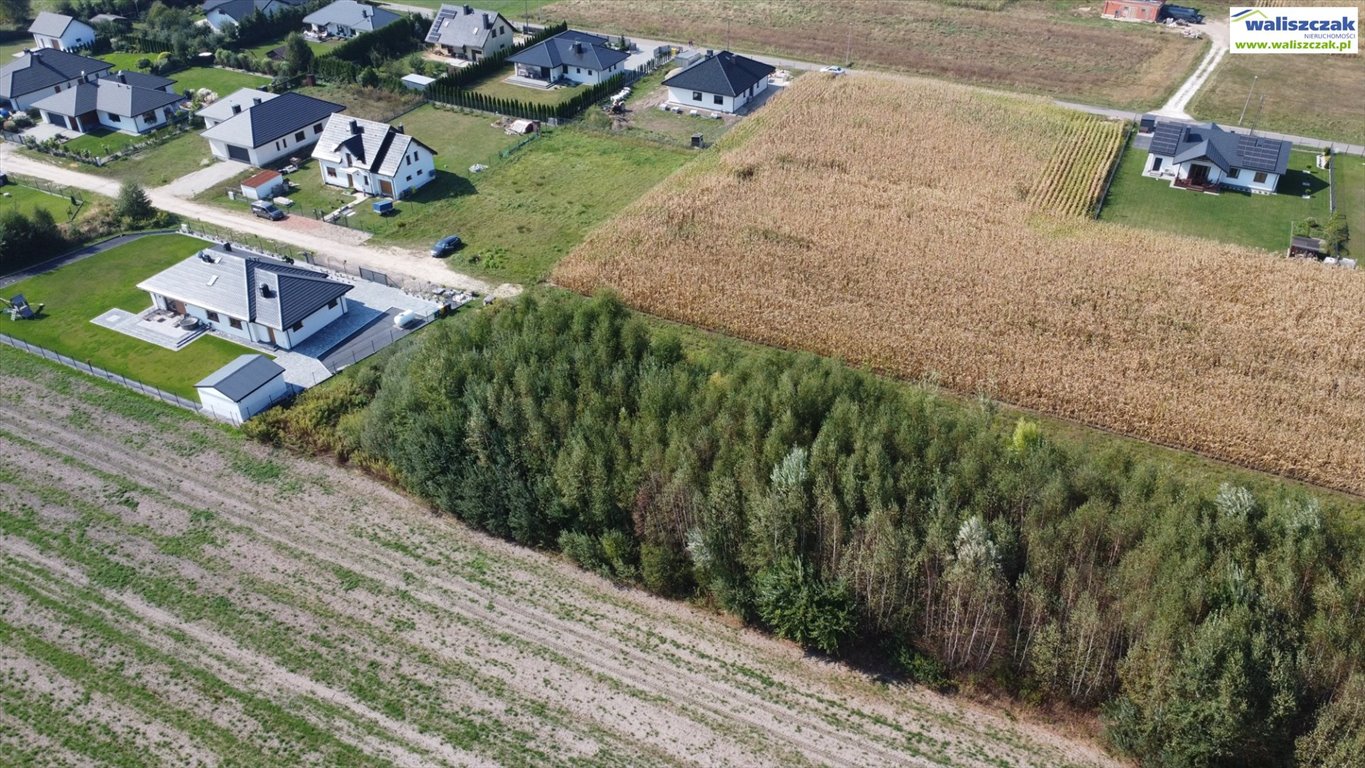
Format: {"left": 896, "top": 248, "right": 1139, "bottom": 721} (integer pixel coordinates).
{"left": 1232, "top": 39, "right": 1355, "bottom": 50}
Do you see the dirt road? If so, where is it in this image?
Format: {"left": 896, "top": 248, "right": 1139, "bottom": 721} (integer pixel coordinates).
{"left": 0, "top": 346, "right": 1122, "bottom": 768}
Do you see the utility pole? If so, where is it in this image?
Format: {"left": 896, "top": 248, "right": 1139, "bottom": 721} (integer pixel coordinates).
{"left": 1237, "top": 74, "right": 1258, "bottom": 125}
{"left": 845, "top": 24, "right": 853, "bottom": 66}
{"left": 1248, "top": 95, "right": 1266, "bottom": 135}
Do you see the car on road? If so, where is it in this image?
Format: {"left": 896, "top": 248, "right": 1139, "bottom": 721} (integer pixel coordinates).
{"left": 821, "top": 65, "right": 845, "bottom": 75}
{"left": 250, "top": 201, "right": 286, "bottom": 221}
{"left": 393, "top": 309, "right": 422, "bottom": 328}
{"left": 430, "top": 235, "right": 463, "bottom": 257}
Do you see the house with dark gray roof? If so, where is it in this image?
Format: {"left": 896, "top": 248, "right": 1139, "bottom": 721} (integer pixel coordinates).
{"left": 312, "top": 114, "right": 437, "bottom": 199}
{"left": 0, "top": 48, "right": 111, "bottom": 111}
{"left": 507, "top": 30, "right": 629, "bottom": 86}
{"left": 31, "top": 70, "right": 181, "bottom": 135}
{"left": 304, "top": 0, "right": 402, "bottom": 39}
{"left": 663, "top": 50, "right": 775, "bottom": 114}
{"left": 138, "top": 242, "right": 354, "bottom": 351}
{"left": 203, "top": 0, "right": 305, "bottom": 33}
{"left": 195, "top": 88, "right": 276, "bottom": 128}
{"left": 196, "top": 354, "right": 290, "bottom": 424}
{"left": 28, "top": 12, "right": 95, "bottom": 52}
{"left": 201, "top": 91, "right": 345, "bottom": 166}
{"left": 1144, "top": 120, "right": 1291, "bottom": 194}
{"left": 425, "top": 4, "right": 514, "bottom": 61}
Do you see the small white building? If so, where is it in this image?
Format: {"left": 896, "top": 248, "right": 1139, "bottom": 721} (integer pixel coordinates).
{"left": 138, "top": 242, "right": 354, "bottom": 351}
{"left": 240, "top": 169, "right": 286, "bottom": 200}
{"left": 1144, "top": 121, "right": 1290, "bottom": 195}
{"left": 312, "top": 114, "right": 437, "bottom": 199}
{"left": 31, "top": 71, "right": 181, "bottom": 136}
{"left": 506, "top": 30, "right": 629, "bottom": 86}
{"left": 196, "top": 354, "right": 291, "bottom": 425}
{"left": 200, "top": 91, "right": 344, "bottom": 167}
{"left": 400, "top": 73, "right": 436, "bottom": 91}
{"left": 303, "top": 0, "right": 402, "bottom": 39}
{"left": 424, "top": 4, "right": 515, "bottom": 61}
{"left": 28, "top": 12, "right": 96, "bottom": 52}
{"left": 662, "top": 50, "right": 774, "bottom": 115}
{"left": 0, "top": 48, "right": 111, "bottom": 112}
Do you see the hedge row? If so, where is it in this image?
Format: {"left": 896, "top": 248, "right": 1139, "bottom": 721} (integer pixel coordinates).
{"left": 428, "top": 72, "right": 635, "bottom": 121}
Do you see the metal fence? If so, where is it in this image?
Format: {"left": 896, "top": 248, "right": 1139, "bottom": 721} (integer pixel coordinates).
{"left": 0, "top": 331, "right": 202, "bottom": 412}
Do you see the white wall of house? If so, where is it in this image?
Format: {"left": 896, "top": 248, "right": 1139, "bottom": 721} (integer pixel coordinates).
{"left": 1143, "top": 153, "right": 1174, "bottom": 177}
{"left": 4, "top": 71, "right": 102, "bottom": 111}
{"left": 666, "top": 77, "right": 767, "bottom": 115}
{"left": 1145, "top": 153, "right": 1279, "bottom": 194}
{"left": 155, "top": 294, "right": 347, "bottom": 350}
{"left": 280, "top": 297, "right": 347, "bottom": 348}
{"left": 96, "top": 105, "right": 177, "bottom": 134}
{"left": 197, "top": 375, "right": 290, "bottom": 425}
{"left": 209, "top": 121, "right": 326, "bottom": 166}
{"left": 1221, "top": 167, "right": 1279, "bottom": 194}
{"left": 33, "top": 22, "right": 95, "bottom": 52}
{"left": 559, "top": 62, "right": 620, "bottom": 85}
{"left": 319, "top": 146, "right": 435, "bottom": 199}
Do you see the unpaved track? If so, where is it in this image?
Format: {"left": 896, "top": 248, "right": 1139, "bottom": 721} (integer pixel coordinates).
{"left": 0, "top": 352, "right": 1123, "bottom": 768}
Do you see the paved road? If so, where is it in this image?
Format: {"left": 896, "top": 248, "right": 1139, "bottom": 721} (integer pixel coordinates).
{"left": 1152, "top": 19, "right": 1228, "bottom": 120}
{"left": 0, "top": 143, "right": 521, "bottom": 297}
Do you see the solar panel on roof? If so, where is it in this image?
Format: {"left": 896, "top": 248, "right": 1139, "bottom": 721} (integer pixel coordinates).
{"left": 1149, "top": 123, "right": 1184, "bottom": 155}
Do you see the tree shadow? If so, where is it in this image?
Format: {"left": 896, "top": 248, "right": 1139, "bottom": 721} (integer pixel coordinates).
{"left": 1277, "top": 169, "right": 1330, "bottom": 197}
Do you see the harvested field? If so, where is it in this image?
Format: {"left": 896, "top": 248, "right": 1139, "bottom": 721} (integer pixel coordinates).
{"left": 0, "top": 345, "right": 1120, "bottom": 767}
{"left": 542, "top": 0, "right": 1207, "bottom": 110}
{"left": 554, "top": 73, "right": 1365, "bottom": 495}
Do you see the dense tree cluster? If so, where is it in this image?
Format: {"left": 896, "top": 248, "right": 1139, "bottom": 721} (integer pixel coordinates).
{"left": 250, "top": 291, "right": 1365, "bottom": 766}
{"left": 0, "top": 207, "right": 65, "bottom": 271}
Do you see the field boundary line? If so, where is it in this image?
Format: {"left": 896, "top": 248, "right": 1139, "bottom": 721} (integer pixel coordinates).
{"left": 1092, "top": 120, "right": 1133, "bottom": 219}
{"left": 0, "top": 332, "right": 201, "bottom": 413}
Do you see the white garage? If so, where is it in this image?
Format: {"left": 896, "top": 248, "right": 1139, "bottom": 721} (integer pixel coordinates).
{"left": 196, "top": 354, "right": 290, "bottom": 425}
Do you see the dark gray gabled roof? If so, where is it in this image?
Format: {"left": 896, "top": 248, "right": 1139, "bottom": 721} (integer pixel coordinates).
{"left": 197, "top": 354, "right": 285, "bottom": 400}
{"left": 30, "top": 77, "right": 181, "bottom": 117}
{"left": 101, "top": 69, "right": 175, "bottom": 92}
{"left": 0, "top": 48, "right": 111, "bottom": 99}
{"left": 662, "top": 51, "right": 774, "bottom": 97}
{"left": 200, "top": 91, "right": 345, "bottom": 149}
{"left": 203, "top": 0, "right": 302, "bottom": 22}
{"left": 425, "top": 4, "right": 510, "bottom": 48}
{"left": 28, "top": 12, "right": 87, "bottom": 38}
{"left": 1148, "top": 121, "right": 1291, "bottom": 176}
{"left": 304, "top": 0, "right": 402, "bottom": 32}
{"left": 507, "top": 30, "right": 628, "bottom": 72}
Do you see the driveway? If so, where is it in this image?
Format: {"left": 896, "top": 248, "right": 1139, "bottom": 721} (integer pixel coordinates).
{"left": 157, "top": 159, "right": 251, "bottom": 197}
{"left": 0, "top": 143, "right": 521, "bottom": 297}
{"left": 1152, "top": 18, "right": 1229, "bottom": 119}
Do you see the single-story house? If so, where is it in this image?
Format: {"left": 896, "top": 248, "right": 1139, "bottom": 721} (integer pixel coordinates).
{"left": 31, "top": 71, "right": 182, "bottom": 135}
{"left": 28, "top": 12, "right": 96, "bottom": 52}
{"left": 0, "top": 48, "right": 111, "bottom": 112}
{"left": 304, "top": 0, "right": 401, "bottom": 39}
{"left": 662, "top": 50, "right": 775, "bottom": 114}
{"left": 201, "top": 91, "right": 345, "bottom": 166}
{"left": 507, "top": 30, "right": 629, "bottom": 86}
{"left": 1144, "top": 121, "right": 1291, "bottom": 194}
{"left": 203, "top": 0, "right": 304, "bottom": 32}
{"left": 240, "top": 168, "right": 286, "bottom": 200}
{"left": 195, "top": 87, "right": 276, "bottom": 128}
{"left": 311, "top": 114, "right": 436, "bottom": 199}
{"left": 425, "top": 4, "right": 514, "bottom": 61}
{"left": 196, "top": 354, "right": 290, "bottom": 424}
{"left": 1101, "top": 0, "right": 1163, "bottom": 22}
{"left": 400, "top": 73, "right": 435, "bottom": 91}
{"left": 138, "top": 242, "right": 354, "bottom": 351}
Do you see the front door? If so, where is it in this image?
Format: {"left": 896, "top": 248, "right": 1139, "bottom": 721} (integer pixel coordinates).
{"left": 380, "top": 179, "right": 394, "bottom": 197}
{"left": 1189, "top": 164, "right": 1210, "bottom": 185}
{"left": 267, "top": 327, "right": 277, "bottom": 346}
{"left": 168, "top": 300, "right": 187, "bottom": 314}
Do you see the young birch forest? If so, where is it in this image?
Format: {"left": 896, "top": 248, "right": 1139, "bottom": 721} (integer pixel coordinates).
{"left": 553, "top": 73, "right": 1365, "bottom": 496}
{"left": 252, "top": 291, "right": 1365, "bottom": 767}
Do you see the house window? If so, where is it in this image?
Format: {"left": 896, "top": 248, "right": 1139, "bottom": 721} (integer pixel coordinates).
{"left": 406, "top": 175, "right": 412, "bottom": 181}
{"left": 326, "top": 166, "right": 337, "bottom": 177}
{"left": 1254, "top": 171, "right": 1268, "bottom": 183}
{"left": 713, "top": 94, "right": 723, "bottom": 105}
{"left": 290, "top": 320, "right": 303, "bottom": 332}
{"left": 1151, "top": 157, "right": 1163, "bottom": 172}
{"left": 229, "top": 318, "right": 243, "bottom": 329}
{"left": 416, "top": 168, "right": 423, "bottom": 175}
{"left": 107, "top": 112, "right": 121, "bottom": 122}
{"left": 294, "top": 130, "right": 305, "bottom": 141}
{"left": 1228, "top": 167, "right": 1241, "bottom": 178}
{"left": 314, "top": 124, "right": 323, "bottom": 134}
{"left": 206, "top": 311, "right": 220, "bottom": 322}
{"left": 327, "top": 299, "right": 337, "bottom": 309}
{"left": 141, "top": 111, "right": 154, "bottom": 122}
{"left": 692, "top": 91, "right": 702, "bottom": 101}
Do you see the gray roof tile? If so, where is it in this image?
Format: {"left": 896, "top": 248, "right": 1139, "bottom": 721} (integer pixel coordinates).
{"left": 663, "top": 51, "right": 773, "bottom": 97}
{"left": 196, "top": 354, "right": 285, "bottom": 400}
{"left": 1149, "top": 121, "right": 1290, "bottom": 176}
{"left": 507, "top": 30, "right": 628, "bottom": 72}
{"left": 27, "top": 12, "right": 86, "bottom": 39}
{"left": 201, "top": 91, "right": 344, "bottom": 148}
{"left": 0, "top": 48, "right": 111, "bottom": 100}
{"left": 305, "top": 0, "right": 401, "bottom": 32}
{"left": 425, "top": 4, "right": 510, "bottom": 49}
{"left": 311, "top": 113, "right": 435, "bottom": 178}
{"left": 31, "top": 77, "right": 181, "bottom": 117}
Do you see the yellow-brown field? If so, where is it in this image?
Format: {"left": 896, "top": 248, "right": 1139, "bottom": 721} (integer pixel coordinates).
{"left": 555, "top": 74, "right": 1365, "bottom": 495}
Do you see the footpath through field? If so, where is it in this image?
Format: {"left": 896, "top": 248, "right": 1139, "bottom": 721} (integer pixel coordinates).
{"left": 0, "top": 143, "right": 522, "bottom": 297}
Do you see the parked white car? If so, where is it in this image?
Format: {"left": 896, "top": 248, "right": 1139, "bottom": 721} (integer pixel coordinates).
{"left": 394, "top": 310, "right": 421, "bottom": 328}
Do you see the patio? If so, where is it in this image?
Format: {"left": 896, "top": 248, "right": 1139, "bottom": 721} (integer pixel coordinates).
{"left": 91, "top": 306, "right": 206, "bottom": 350}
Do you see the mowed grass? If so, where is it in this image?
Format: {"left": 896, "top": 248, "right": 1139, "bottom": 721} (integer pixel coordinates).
{"left": 81, "top": 131, "right": 213, "bottom": 187}
{"left": 0, "top": 234, "right": 257, "bottom": 398}
{"left": 1334, "top": 155, "right": 1365, "bottom": 250}
{"left": 1100, "top": 143, "right": 1332, "bottom": 251}
{"left": 172, "top": 65, "right": 271, "bottom": 97}
{"left": 468, "top": 65, "right": 586, "bottom": 106}
{"left": 61, "top": 125, "right": 168, "bottom": 156}
{"left": 1190, "top": 51, "right": 1365, "bottom": 147}
{"left": 0, "top": 182, "right": 88, "bottom": 223}
{"left": 544, "top": 0, "right": 1207, "bottom": 110}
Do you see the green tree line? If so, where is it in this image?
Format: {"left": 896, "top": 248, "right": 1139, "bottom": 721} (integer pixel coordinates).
{"left": 248, "top": 290, "right": 1365, "bottom": 767}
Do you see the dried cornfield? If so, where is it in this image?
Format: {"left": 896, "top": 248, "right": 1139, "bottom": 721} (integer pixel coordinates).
{"left": 555, "top": 74, "right": 1365, "bottom": 495}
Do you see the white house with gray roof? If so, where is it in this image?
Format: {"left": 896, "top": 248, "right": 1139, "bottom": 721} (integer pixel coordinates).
{"left": 201, "top": 91, "right": 344, "bottom": 166}
{"left": 1144, "top": 121, "right": 1291, "bottom": 195}
{"left": 203, "top": 0, "right": 304, "bottom": 32}
{"left": 195, "top": 88, "right": 275, "bottom": 128}
{"left": 311, "top": 114, "right": 436, "bottom": 199}
{"left": 663, "top": 50, "right": 774, "bottom": 114}
{"left": 196, "top": 354, "right": 290, "bottom": 424}
{"left": 0, "top": 48, "right": 111, "bottom": 112}
{"left": 138, "top": 243, "right": 354, "bottom": 351}
{"left": 304, "top": 0, "right": 401, "bottom": 38}
{"left": 28, "top": 12, "right": 95, "bottom": 52}
{"left": 32, "top": 70, "right": 181, "bottom": 135}
{"left": 507, "top": 30, "right": 629, "bottom": 86}
{"left": 425, "top": 4, "right": 514, "bottom": 61}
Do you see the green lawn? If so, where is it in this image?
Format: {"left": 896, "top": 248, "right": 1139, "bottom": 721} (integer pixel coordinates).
{"left": 1332, "top": 155, "right": 1364, "bottom": 257}
{"left": 0, "top": 38, "right": 31, "bottom": 60}
{"left": 240, "top": 33, "right": 333, "bottom": 60}
{"left": 61, "top": 125, "right": 168, "bottom": 156}
{"left": 469, "top": 65, "right": 586, "bottom": 106}
{"left": 1100, "top": 142, "right": 1332, "bottom": 252}
{"left": 99, "top": 51, "right": 164, "bottom": 72}
{"left": 0, "top": 181, "right": 89, "bottom": 223}
{"left": 0, "top": 234, "right": 260, "bottom": 399}
{"left": 82, "top": 130, "right": 214, "bottom": 187}
{"left": 172, "top": 66, "right": 271, "bottom": 97}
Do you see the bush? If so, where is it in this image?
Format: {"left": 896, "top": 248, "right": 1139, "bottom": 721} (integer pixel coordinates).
{"left": 755, "top": 559, "right": 857, "bottom": 655}
{"left": 136, "top": 56, "right": 151, "bottom": 69}
{"left": 114, "top": 181, "right": 154, "bottom": 223}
